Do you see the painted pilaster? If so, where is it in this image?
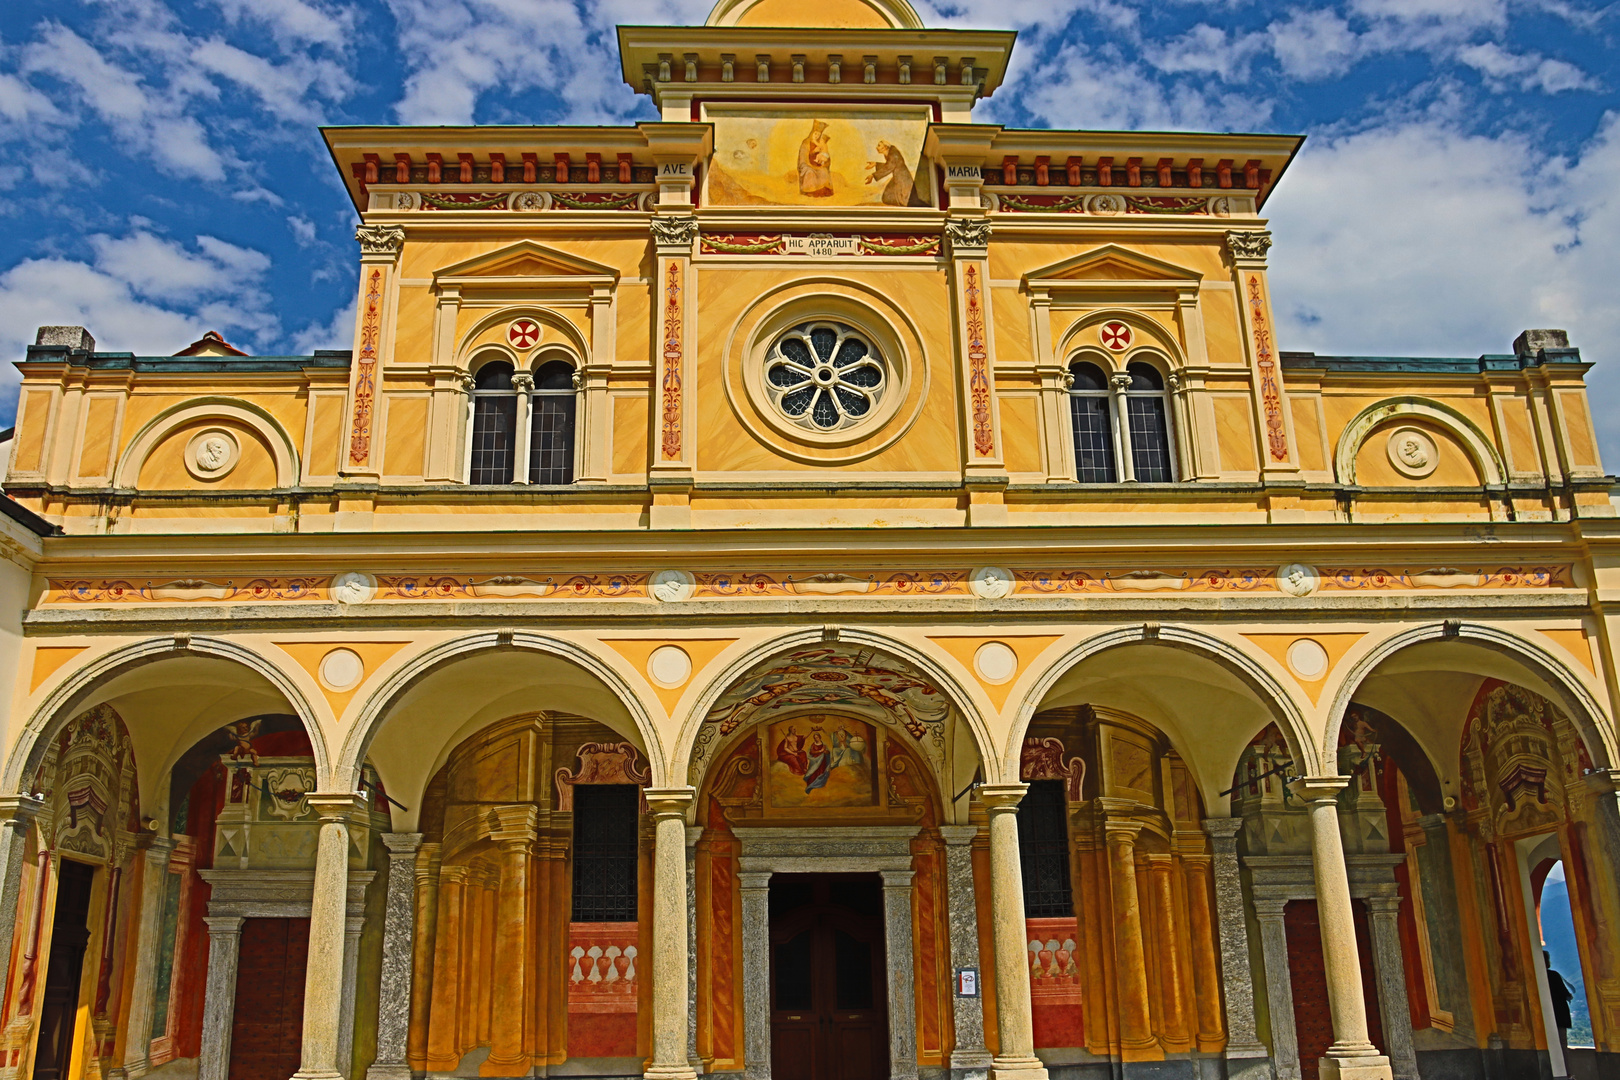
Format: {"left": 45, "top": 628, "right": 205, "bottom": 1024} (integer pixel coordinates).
{"left": 122, "top": 835, "right": 175, "bottom": 1078}
{"left": 649, "top": 215, "right": 697, "bottom": 528}
{"left": 646, "top": 788, "right": 699, "bottom": 1080}
{"left": 406, "top": 842, "right": 441, "bottom": 1071}
{"left": 488, "top": 805, "right": 537, "bottom": 1074}
{"left": 1103, "top": 818, "right": 1156, "bottom": 1058}
{"left": 1145, "top": 853, "right": 1190, "bottom": 1048}
{"left": 0, "top": 798, "right": 42, "bottom": 1027}
{"left": 293, "top": 793, "right": 366, "bottom": 1080}
{"left": 345, "top": 225, "right": 405, "bottom": 479}
{"left": 1224, "top": 229, "right": 1300, "bottom": 479}
{"left": 1200, "top": 818, "right": 1269, "bottom": 1071}
{"left": 1178, "top": 853, "right": 1226, "bottom": 1050}
{"left": 939, "top": 825, "right": 992, "bottom": 1080}
{"left": 946, "top": 219, "right": 1007, "bottom": 520}
{"left": 739, "top": 871, "right": 771, "bottom": 1080}
{"left": 1253, "top": 898, "right": 1301, "bottom": 1080}
{"left": 367, "top": 832, "right": 422, "bottom": 1080}
{"left": 686, "top": 825, "right": 703, "bottom": 1072}
{"left": 198, "top": 916, "right": 245, "bottom": 1080}
{"left": 1362, "top": 896, "right": 1417, "bottom": 1080}
{"left": 881, "top": 868, "right": 920, "bottom": 1080}
{"left": 978, "top": 785, "right": 1048, "bottom": 1080}
{"left": 1290, "top": 778, "right": 1392, "bottom": 1080}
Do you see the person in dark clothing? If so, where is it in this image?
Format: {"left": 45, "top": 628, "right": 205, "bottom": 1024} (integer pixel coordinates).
{"left": 1546, "top": 950, "right": 1575, "bottom": 1060}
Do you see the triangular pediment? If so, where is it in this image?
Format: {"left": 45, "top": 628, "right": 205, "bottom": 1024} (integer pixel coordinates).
{"left": 1025, "top": 244, "right": 1201, "bottom": 287}
{"left": 433, "top": 240, "right": 619, "bottom": 284}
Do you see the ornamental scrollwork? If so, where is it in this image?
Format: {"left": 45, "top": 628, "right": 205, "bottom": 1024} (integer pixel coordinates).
{"left": 1224, "top": 230, "right": 1273, "bottom": 262}
{"left": 355, "top": 224, "right": 406, "bottom": 256}
{"left": 649, "top": 215, "right": 698, "bottom": 252}
{"left": 945, "top": 217, "right": 992, "bottom": 256}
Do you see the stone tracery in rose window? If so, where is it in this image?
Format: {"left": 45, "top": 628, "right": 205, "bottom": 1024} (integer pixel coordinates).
{"left": 764, "top": 321, "right": 886, "bottom": 432}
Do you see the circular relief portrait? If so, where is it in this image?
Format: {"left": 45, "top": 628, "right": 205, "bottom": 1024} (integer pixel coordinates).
{"left": 184, "top": 428, "right": 241, "bottom": 481}
{"left": 764, "top": 321, "right": 887, "bottom": 434}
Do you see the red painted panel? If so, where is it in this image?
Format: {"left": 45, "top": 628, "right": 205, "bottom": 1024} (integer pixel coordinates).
{"left": 1025, "top": 917, "right": 1084, "bottom": 1049}
{"left": 228, "top": 917, "right": 309, "bottom": 1080}
{"left": 568, "top": 921, "right": 639, "bottom": 1058}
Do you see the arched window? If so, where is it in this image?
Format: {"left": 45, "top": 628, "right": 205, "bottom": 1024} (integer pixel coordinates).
{"left": 529, "top": 359, "right": 577, "bottom": 484}
{"left": 469, "top": 360, "right": 517, "bottom": 484}
{"left": 1067, "top": 361, "right": 1117, "bottom": 483}
{"left": 1123, "top": 362, "right": 1175, "bottom": 482}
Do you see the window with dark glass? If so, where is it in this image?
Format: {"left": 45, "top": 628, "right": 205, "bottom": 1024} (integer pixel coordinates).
{"left": 469, "top": 361, "right": 518, "bottom": 484}
{"left": 529, "top": 359, "right": 577, "bottom": 484}
{"left": 1016, "top": 779, "right": 1074, "bottom": 918}
{"left": 1123, "top": 362, "right": 1175, "bottom": 482}
{"left": 572, "top": 785, "right": 639, "bottom": 921}
{"left": 1067, "top": 361, "right": 1117, "bottom": 483}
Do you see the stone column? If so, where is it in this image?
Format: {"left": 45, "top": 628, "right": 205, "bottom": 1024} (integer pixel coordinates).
{"left": 407, "top": 842, "right": 442, "bottom": 1071}
{"left": 368, "top": 833, "right": 424, "bottom": 1080}
{"left": 1290, "top": 778, "right": 1392, "bottom": 1080}
{"left": 1201, "top": 819, "right": 1268, "bottom": 1068}
{"left": 425, "top": 864, "right": 469, "bottom": 1070}
{"left": 1362, "top": 896, "right": 1417, "bottom": 1080}
{"left": 488, "top": 806, "right": 537, "bottom": 1074}
{"left": 198, "top": 916, "right": 245, "bottom": 1080}
{"left": 1179, "top": 854, "right": 1225, "bottom": 1049}
{"left": 1252, "top": 898, "right": 1301, "bottom": 1080}
{"left": 881, "top": 868, "right": 920, "bottom": 1080}
{"left": 1145, "top": 854, "right": 1189, "bottom": 1047}
{"left": 939, "top": 825, "right": 992, "bottom": 1080}
{"left": 1108, "top": 372, "right": 1137, "bottom": 482}
{"left": 339, "top": 909, "right": 366, "bottom": 1078}
{"left": 293, "top": 793, "right": 365, "bottom": 1080}
{"left": 0, "top": 797, "right": 42, "bottom": 1025}
{"left": 511, "top": 371, "right": 534, "bottom": 484}
{"left": 1103, "top": 819, "right": 1156, "bottom": 1057}
{"left": 686, "top": 825, "right": 704, "bottom": 1073}
{"left": 739, "top": 871, "right": 771, "bottom": 1080}
{"left": 978, "top": 784, "right": 1049, "bottom": 1080}
{"left": 646, "top": 788, "right": 699, "bottom": 1080}
{"left": 123, "top": 836, "right": 176, "bottom": 1077}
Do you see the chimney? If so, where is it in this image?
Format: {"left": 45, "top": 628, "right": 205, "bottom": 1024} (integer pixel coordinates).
{"left": 1513, "top": 329, "right": 1569, "bottom": 357}
{"left": 35, "top": 326, "right": 95, "bottom": 352}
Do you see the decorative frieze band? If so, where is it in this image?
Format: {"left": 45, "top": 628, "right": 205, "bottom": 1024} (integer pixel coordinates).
{"left": 699, "top": 233, "right": 940, "bottom": 257}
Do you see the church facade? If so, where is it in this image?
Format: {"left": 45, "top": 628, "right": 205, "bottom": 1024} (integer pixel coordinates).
{"left": 0, "top": 2, "right": 1618, "bottom": 1080}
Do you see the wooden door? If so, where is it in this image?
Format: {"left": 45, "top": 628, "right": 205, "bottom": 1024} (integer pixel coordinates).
{"left": 33, "top": 860, "right": 96, "bottom": 1080}
{"left": 229, "top": 917, "right": 310, "bottom": 1080}
{"left": 769, "top": 875, "right": 888, "bottom": 1080}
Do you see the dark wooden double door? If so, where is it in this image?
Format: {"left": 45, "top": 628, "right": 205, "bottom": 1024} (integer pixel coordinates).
{"left": 769, "top": 874, "right": 889, "bottom": 1080}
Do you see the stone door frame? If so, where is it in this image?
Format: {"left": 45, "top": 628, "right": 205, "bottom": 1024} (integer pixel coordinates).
{"left": 196, "top": 868, "right": 374, "bottom": 1080}
{"left": 735, "top": 826, "right": 921, "bottom": 1080}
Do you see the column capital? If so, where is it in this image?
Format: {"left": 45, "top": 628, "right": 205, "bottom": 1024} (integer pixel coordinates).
{"left": 381, "top": 832, "right": 424, "bottom": 856}
{"left": 976, "top": 783, "right": 1028, "bottom": 813}
{"left": 1103, "top": 818, "right": 1145, "bottom": 845}
{"left": 879, "top": 868, "right": 916, "bottom": 889}
{"left": 1361, "top": 894, "right": 1403, "bottom": 916}
{"left": 685, "top": 824, "right": 704, "bottom": 848}
{"left": 307, "top": 793, "right": 369, "bottom": 822}
{"left": 204, "top": 915, "right": 246, "bottom": 935}
{"left": 1141, "top": 851, "right": 1175, "bottom": 870}
{"left": 938, "top": 824, "right": 979, "bottom": 846}
{"left": 1251, "top": 897, "right": 1288, "bottom": 918}
{"left": 644, "top": 786, "right": 696, "bottom": 819}
{"left": 0, "top": 795, "right": 44, "bottom": 824}
{"left": 1289, "top": 775, "right": 1350, "bottom": 804}
{"left": 489, "top": 804, "right": 538, "bottom": 844}
{"left": 1200, "top": 816, "right": 1244, "bottom": 840}
{"left": 737, "top": 870, "right": 771, "bottom": 891}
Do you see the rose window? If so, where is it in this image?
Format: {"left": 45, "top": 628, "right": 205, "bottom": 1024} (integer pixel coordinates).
{"left": 764, "top": 322, "right": 886, "bottom": 432}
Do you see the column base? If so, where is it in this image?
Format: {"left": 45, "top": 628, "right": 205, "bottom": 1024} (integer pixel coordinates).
{"left": 291, "top": 1072, "right": 346, "bottom": 1080}
{"left": 988, "top": 1055, "right": 1049, "bottom": 1080}
{"left": 364, "top": 1066, "right": 413, "bottom": 1080}
{"left": 645, "top": 1065, "right": 700, "bottom": 1080}
{"left": 1319, "top": 1053, "right": 1392, "bottom": 1080}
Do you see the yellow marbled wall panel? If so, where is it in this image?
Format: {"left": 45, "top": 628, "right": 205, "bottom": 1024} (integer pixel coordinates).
{"left": 136, "top": 418, "right": 279, "bottom": 489}
{"left": 614, "top": 396, "right": 649, "bottom": 475}
{"left": 370, "top": 497, "right": 646, "bottom": 516}
{"left": 997, "top": 395, "right": 1042, "bottom": 475}
{"left": 616, "top": 287, "right": 652, "bottom": 368}
{"left": 987, "top": 240, "right": 1227, "bottom": 281}
{"left": 1499, "top": 396, "right": 1539, "bottom": 474}
{"left": 384, "top": 396, "right": 429, "bottom": 477}
{"left": 688, "top": 495, "right": 959, "bottom": 513}
{"left": 1290, "top": 397, "right": 1326, "bottom": 472}
{"left": 309, "top": 395, "right": 344, "bottom": 476}
{"left": 1354, "top": 420, "right": 1482, "bottom": 487}
{"left": 989, "top": 287, "right": 1031, "bottom": 365}
{"left": 1199, "top": 290, "right": 1247, "bottom": 366}
{"left": 12, "top": 390, "right": 52, "bottom": 472}
{"left": 75, "top": 397, "right": 118, "bottom": 479}
{"left": 1006, "top": 497, "right": 1258, "bottom": 515}
{"left": 1557, "top": 389, "right": 1600, "bottom": 468}
{"left": 394, "top": 287, "right": 437, "bottom": 367}
{"left": 691, "top": 267, "right": 960, "bottom": 473}
{"left": 1212, "top": 396, "right": 1257, "bottom": 472}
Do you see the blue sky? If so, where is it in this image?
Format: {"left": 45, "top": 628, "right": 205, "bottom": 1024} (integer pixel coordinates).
{"left": 1, "top": 0, "right": 1617, "bottom": 463}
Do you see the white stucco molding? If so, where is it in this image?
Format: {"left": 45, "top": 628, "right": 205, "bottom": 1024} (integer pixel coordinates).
{"left": 670, "top": 626, "right": 1001, "bottom": 797}
{"left": 5, "top": 634, "right": 331, "bottom": 797}
{"left": 335, "top": 630, "right": 667, "bottom": 790}
{"left": 1006, "top": 623, "right": 1321, "bottom": 783}
{"left": 1321, "top": 621, "right": 1616, "bottom": 772}
{"left": 113, "top": 397, "right": 301, "bottom": 489}
{"left": 1332, "top": 396, "right": 1506, "bottom": 486}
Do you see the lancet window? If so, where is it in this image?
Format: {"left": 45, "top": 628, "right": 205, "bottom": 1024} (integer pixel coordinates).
{"left": 467, "top": 355, "right": 578, "bottom": 485}
{"left": 1066, "top": 359, "right": 1178, "bottom": 483}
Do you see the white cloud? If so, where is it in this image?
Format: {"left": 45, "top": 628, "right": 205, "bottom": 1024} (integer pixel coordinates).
{"left": 291, "top": 295, "right": 356, "bottom": 354}
{"left": 1147, "top": 24, "right": 1268, "bottom": 82}
{"left": 206, "top": 0, "right": 356, "bottom": 48}
{"left": 1268, "top": 9, "right": 1365, "bottom": 80}
{"left": 1456, "top": 42, "right": 1597, "bottom": 93}
{"left": 1265, "top": 112, "right": 1620, "bottom": 465}
{"left": 87, "top": 231, "right": 269, "bottom": 303}
{"left": 288, "top": 215, "right": 318, "bottom": 245}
